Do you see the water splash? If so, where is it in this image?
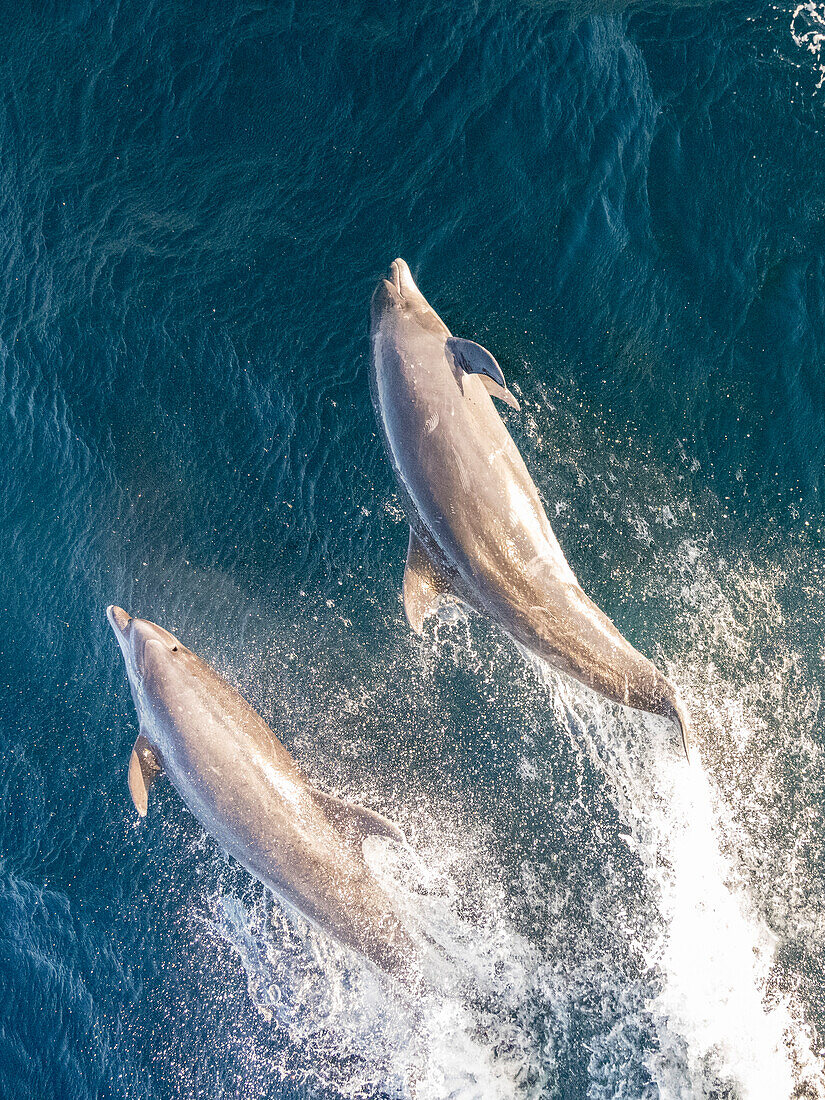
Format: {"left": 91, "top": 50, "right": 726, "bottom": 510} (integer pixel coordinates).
{"left": 205, "top": 519, "right": 825, "bottom": 1098}
{"left": 209, "top": 844, "right": 550, "bottom": 1099}
{"left": 540, "top": 673, "right": 821, "bottom": 1099}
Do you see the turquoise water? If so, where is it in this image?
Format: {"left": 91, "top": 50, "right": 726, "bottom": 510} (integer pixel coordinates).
{"left": 1, "top": 0, "right": 824, "bottom": 1096}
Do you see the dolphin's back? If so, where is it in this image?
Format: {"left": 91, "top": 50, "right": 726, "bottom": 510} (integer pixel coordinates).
{"left": 371, "top": 274, "right": 688, "bottom": 753}
{"left": 136, "top": 642, "right": 419, "bottom": 973}
{"left": 374, "top": 317, "right": 576, "bottom": 606}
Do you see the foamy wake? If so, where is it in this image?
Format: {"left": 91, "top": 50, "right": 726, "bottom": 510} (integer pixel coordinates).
{"left": 540, "top": 669, "right": 824, "bottom": 1100}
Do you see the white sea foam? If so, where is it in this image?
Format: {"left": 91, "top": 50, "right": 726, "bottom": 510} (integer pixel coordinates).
{"left": 537, "top": 669, "right": 823, "bottom": 1100}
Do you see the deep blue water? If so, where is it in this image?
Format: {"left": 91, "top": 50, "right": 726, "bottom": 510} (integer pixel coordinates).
{"left": 2, "top": 0, "right": 825, "bottom": 1097}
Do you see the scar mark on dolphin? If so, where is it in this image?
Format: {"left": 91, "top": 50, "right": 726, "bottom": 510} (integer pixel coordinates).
{"left": 454, "top": 451, "right": 471, "bottom": 493}
{"left": 425, "top": 412, "right": 439, "bottom": 434}
{"left": 526, "top": 551, "right": 554, "bottom": 579}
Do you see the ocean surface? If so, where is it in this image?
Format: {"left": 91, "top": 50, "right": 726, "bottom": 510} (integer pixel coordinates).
{"left": 1, "top": 0, "right": 825, "bottom": 1096}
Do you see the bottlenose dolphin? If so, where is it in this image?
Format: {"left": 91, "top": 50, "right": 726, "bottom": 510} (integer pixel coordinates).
{"left": 370, "top": 259, "right": 691, "bottom": 760}
{"left": 106, "top": 605, "right": 420, "bottom": 977}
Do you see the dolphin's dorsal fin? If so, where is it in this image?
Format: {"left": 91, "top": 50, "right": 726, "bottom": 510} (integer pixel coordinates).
{"left": 403, "top": 529, "right": 461, "bottom": 634}
{"left": 311, "top": 789, "right": 407, "bottom": 846}
{"left": 128, "top": 733, "right": 162, "bottom": 817}
{"left": 445, "top": 336, "right": 521, "bottom": 411}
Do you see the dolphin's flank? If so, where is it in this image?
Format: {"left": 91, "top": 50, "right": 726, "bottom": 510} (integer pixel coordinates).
{"left": 369, "top": 259, "right": 691, "bottom": 762}
{"left": 106, "top": 605, "right": 420, "bottom": 976}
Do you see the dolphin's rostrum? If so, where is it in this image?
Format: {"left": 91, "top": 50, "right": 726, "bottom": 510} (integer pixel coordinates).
{"left": 370, "top": 259, "right": 691, "bottom": 760}
{"left": 106, "top": 605, "right": 420, "bottom": 977}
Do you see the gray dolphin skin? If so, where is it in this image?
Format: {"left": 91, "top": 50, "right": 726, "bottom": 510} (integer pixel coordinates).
{"left": 370, "top": 259, "right": 691, "bottom": 761}
{"left": 106, "top": 605, "right": 420, "bottom": 977}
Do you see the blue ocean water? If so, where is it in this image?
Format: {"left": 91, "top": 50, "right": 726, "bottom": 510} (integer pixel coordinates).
{"left": 2, "top": 0, "right": 825, "bottom": 1096}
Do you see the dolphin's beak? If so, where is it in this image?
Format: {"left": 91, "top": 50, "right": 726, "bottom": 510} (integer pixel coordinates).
{"left": 389, "top": 258, "right": 418, "bottom": 298}
{"left": 389, "top": 260, "right": 403, "bottom": 294}
{"left": 107, "top": 604, "right": 138, "bottom": 675}
{"left": 371, "top": 259, "right": 423, "bottom": 332}
{"left": 107, "top": 604, "right": 132, "bottom": 637}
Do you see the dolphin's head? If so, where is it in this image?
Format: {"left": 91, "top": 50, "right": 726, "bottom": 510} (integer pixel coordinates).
{"left": 107, "top": 605, "right": 188, "bottom": 719}
{"left": 370, "top": 259, "right": 450, "bottom": 341}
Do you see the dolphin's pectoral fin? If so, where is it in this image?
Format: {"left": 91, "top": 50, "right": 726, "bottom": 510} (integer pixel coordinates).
{"left": 478, "top": 373, "right": 522, "bottom": 411}
{"left": 403, "top": 530, "right": 462, "bottom": 634}
{"left": 445, "top": 336, "right": 521, "bottom": 411}
{"left": 128, "top": 733, "right": 162, "bottom": 817}
{"left": 311, "top": 789, "right": 407, "bottom": 847}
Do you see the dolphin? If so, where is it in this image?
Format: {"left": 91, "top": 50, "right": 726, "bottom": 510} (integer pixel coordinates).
{"left": 369, "top": 259, "right": 691, "bottom": 761}
{"left": 106, "top": 605, "right": 420, "bottom": 977}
